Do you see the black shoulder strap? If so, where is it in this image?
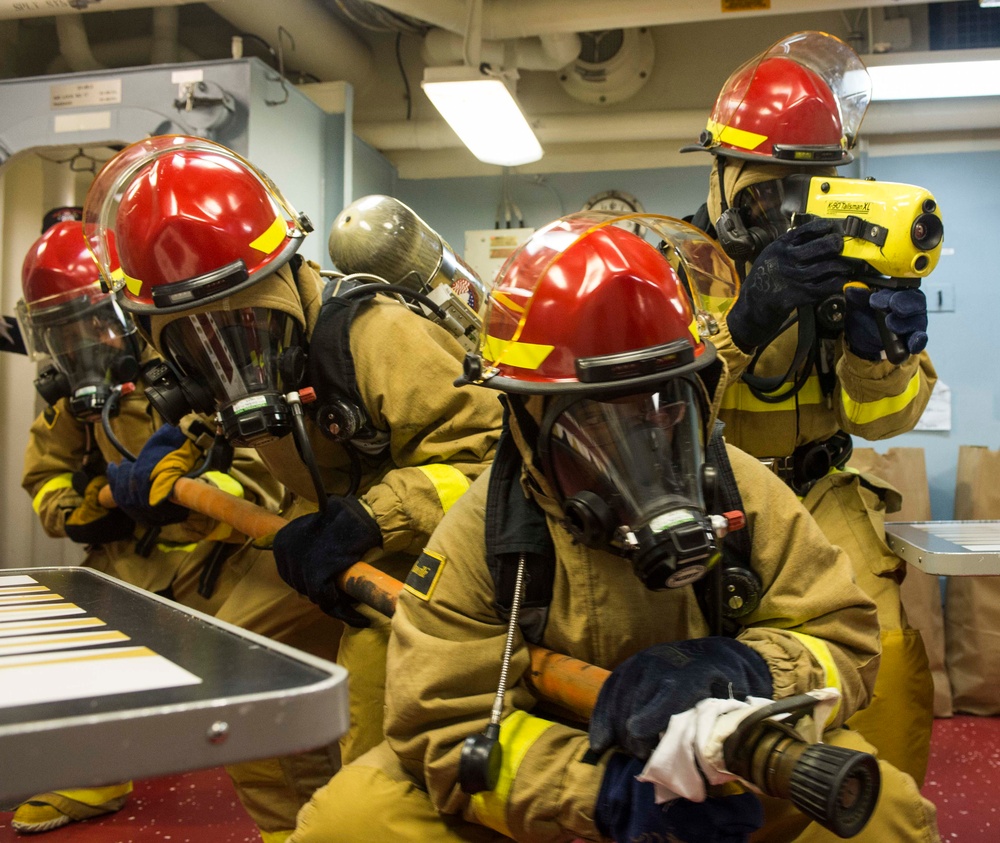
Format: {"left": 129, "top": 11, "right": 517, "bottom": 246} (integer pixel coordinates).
{"left": 307, "top": 294, "right": 367, "bottom": 417}
{"left": 697, "top": 420, "right": 760, "bottom": 636}
{"left": 484, "top": 407, "right": 555, "bottom": 644}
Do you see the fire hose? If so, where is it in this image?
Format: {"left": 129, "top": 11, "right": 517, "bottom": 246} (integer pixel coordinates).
{"left": 99, "top": 477, "right": 878, "bottom": 838}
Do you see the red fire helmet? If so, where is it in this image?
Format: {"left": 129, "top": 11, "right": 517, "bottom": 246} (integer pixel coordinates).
{"left": 682, "top": 31, "right": 872, "bottom": 166}
{"left": 463, "top": 213, "right": 719, "bottom": 395}
{"left": 83, "top": 135, "right": 311, "bottom": 314}
{"left": 21, "top": 221, "right": 112, "bottom": 320}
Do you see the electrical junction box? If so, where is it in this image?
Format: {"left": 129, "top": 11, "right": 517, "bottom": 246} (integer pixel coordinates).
{"left": 922, "top": 282, "right": 955, "bottom": 313}
{"left": 464, "top": 228, "right": 535, "bottom": 287}
{"left": 0, "top": 57, "right": 352, "bottom": 269}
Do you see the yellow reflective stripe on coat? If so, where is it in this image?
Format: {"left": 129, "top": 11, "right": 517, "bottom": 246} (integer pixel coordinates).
{"left": 417, "top": 464, "right": 470, "bottom": 513}
{"left": 156, "top": 542, "right": 199, "bottom": 554}
{"left": 840, "top": 370, "right": 921, "bottom": 426}
{"left": 720, "top": 376, "right": 825, "bottom": 413}
{"left": 469, "top": 710, "right": 555, "bottom": 837}
{"left": 33, "top": 473, "right": 75, "bottom": 513}
{"left": 203, "top": 470, "right": 245, "bottom": 500}
{"left": 785, "top": 631, "right": 842, "bottom": 724}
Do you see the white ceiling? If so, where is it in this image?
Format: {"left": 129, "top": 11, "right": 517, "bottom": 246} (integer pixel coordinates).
{"left": 1, "top": 0, "right": 998, "bottom": 178}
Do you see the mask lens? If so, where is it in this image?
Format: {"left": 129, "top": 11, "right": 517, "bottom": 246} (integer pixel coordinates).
{"left": 544, "top": 380, "right": 705, "bottom": 537}
{"left": 736, "top": 180, "right": 790, "bottom": 242}
{"left": 39, "top": 296, "right": 135, "bottom": 395}
{"left": 161, "top": 307, "right": 303, "bottom": 413}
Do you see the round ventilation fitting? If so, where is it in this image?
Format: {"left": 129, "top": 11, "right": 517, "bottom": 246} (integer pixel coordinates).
{"left": 558, "top": 27, "right": 655, "bottom": 105}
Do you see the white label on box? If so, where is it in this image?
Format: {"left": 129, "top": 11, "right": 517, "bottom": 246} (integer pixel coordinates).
{"left": 53, "top": 111, "right": 112, "bottom": 133}
{"left": 50, "top": 79, "right": 121, "bottom": 109}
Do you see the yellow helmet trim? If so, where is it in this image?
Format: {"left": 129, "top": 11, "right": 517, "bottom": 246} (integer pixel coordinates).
{"left": 121, "top": 270, "right": 143, "bottom": 298}
{"left": 707, "top": 118, "right": 767, "bottom": 153}
{"left": 482, "top": 332, "right": 553, "bottom": 372}
{"left": 249, "top": 215, "right": 287, "bottom": 254}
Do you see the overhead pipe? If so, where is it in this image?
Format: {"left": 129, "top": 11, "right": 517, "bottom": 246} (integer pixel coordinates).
{"left": 55, "top": 16, "right": 104, "bottom": 72}
{"left": 357, "top": 96, "right": 1000, "bottom": 153}
{"left": 150, "top": 5, "right": 180, "bottom": 65}
{"left": 422, "top": 28, "right": 580, "bottom": 72}
{"left": 208, "top": 0, "right": 375, "bottom": 93}
{"left": 0, "top": 0, "right": 193, "bottom": 20}
{"left": 366, "top": 0, "right": 967, "bottom": 39}
{"left": 0, "top": 0, "right": 374, "bottom": 92}
{"left": 46, "top": 37, "right": 201, "bottom": 75}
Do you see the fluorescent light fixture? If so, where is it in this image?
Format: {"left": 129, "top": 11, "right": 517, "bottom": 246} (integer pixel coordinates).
{"left": 865, "top": 48, "right": 1000, "bottom": 100}
{"left": 421, "top": 65, "right": 542, "bottom": 167}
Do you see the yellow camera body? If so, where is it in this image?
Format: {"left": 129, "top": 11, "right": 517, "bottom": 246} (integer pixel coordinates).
{"left": 781, "top": 175, "right": 944, "bottom": 284}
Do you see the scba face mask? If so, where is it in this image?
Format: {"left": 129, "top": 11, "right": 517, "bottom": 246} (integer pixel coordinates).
{"left": 18, "top": 293, "right": 139, "bottom": 422}
{"left": 156, "top": 307, "right": 306, "bottom": 447}
{"left": 537, "top": 379, "right": 721, "bottom": 590}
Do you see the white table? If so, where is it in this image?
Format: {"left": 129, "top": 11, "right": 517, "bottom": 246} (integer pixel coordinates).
{"left": 884, "top": 521, "right": 1000, "bottom": 576}
{"left": 0, "top": 566, "right": 348, "bottom": 805}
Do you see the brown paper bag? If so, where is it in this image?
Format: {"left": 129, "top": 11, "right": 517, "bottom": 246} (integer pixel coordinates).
{"left": 945, "top": 446, "right": 1000, "bottom": 715}
{"left": 849, "top": 447, "right": 952, "bottom": 717}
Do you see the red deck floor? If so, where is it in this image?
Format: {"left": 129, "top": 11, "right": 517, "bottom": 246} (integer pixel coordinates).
{"left": 2, "top": 716, "right": 998, "bottom": 841}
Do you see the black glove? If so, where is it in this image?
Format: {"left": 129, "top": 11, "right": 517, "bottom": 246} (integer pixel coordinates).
{"left": 589, "top": 637, "right": 773, "bottom": 760}
{"left": 64, "top": 473, "right": 135, "bottom": 545}
{"left": 595, "top": 753, "right": 764, "bottom": 843}
{"left": 105, "top": 425, "right": 193, "bottom": 527}
{"left": 727, "top": 217, "right": 853, "bottom": 353}
{"left": 272, "top": 496, "right": 383, "bottom": 627}
{"left": 844, "top": 283, "right": 928, "bottom": 361}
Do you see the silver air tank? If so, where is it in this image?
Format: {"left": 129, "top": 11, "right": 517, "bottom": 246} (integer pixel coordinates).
{"left": 328, "top": 195, "right": 486, "bottom": 350}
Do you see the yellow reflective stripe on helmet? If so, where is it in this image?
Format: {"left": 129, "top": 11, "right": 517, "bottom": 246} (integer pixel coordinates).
{"left": 33, "top": 474, "right": 75, "bottom": 513}
{"left": 688, "top": 315, "right": 701, "bottom": 344}
{"left": 416, "top": 464, "right": 470, "bottom": 513}
{"left": 720, "top": 376, "right": 824, "bottom": 413}
{"left": 122, "top": 271, "right": 143, "bottom": 298}
{"left": 249, "top": 215, "right": 287, "bottom": 254}
{"left": 784, "top": 630, "right": 842, "bottom": 724}
{"left": 840, "top": 370, "right": 921, "bottom": 426}
{"left": 469, "top": 711, "right": 555, "bottom": 836}
{"left": 482, "top": 332, "right": 553, "bottom": 372}
{"left": 707, "top": 118, "right": 767, "bottom": 152}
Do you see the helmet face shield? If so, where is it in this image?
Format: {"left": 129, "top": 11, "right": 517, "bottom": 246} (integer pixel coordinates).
{"left": 18, "top": 290, "right": 137, "bottom": 420}
{"left": 696, "top": 31, "right": 871, "bottom": 164}
{"left": 83, "top": 135, "right": 310, "bottom": 314}
{"left": 160, "top": 307, "right": 304, "bottom": 446}
{"left": 471, "top": 212, "right": 734, "bottom": 391}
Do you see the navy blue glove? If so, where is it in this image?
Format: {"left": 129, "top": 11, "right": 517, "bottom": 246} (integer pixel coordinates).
{"left": 106, "top": 424, "right": 191, "bottom": 527}
{"left": 596, "top": 753, "right": 764, "bottom": 843}
{"left": 272, "top": 496, "right": 383, "bottom": 627}
{"left": 844, "top": 284, "right": 928, "bottom": 361}
{"left": 64, "top": 473, "right": 135, "bottom": 545}
{"left": 727, "top": 217, "right": 853, "bottom": 353}
{"left": 589, "top": 637, "right": 773, "bottom": 760}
